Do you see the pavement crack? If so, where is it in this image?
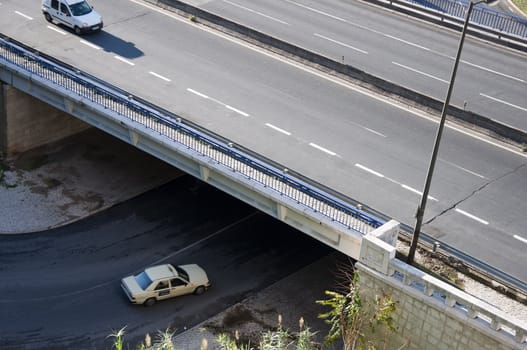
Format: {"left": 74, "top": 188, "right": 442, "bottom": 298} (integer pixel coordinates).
{"left": 424, "top": 162, "right": 527, "bottom": 225}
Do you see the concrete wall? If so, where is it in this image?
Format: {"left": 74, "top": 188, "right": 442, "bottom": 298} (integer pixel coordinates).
{"left": 0, "top": 83, "right": 90, "bottom": 157}
{"left": 357, "top": 222, "right": 527, "bottom": 350}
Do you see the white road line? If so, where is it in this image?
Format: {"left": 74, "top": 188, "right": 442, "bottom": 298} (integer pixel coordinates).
{"left": 463, "top": 60, "right": 526, "bottom": 84}
{"left": 401, "top": 184, "right": 438, "bottom": 201}
{"left": 47, "top": 25, "right": 67, "bottom": 35}
{"left": 15, "top": 11, "right": 33, "bottom": 20}
{"left": 439, "top": 158, "right": 486, "bottom": 179}
{"left": 223, "top": 0, "right": 289, "bottom": 25}
{"left": 283, "top": 0, "right": 348, "bottom": 22}
{"left": 149, "top": 71, "right": 171, "bottom": 82}
{"left": 187, "top": 88, "right": 209, "bottom": 99}
{"left": 455, "top": 208, "right": 489, "bottom": 225}
{"left": 385, "top": 34, "right": 430, "bottom": 51}
{"left": 265, "top": 123, "right": 291, "bottom": 135}
{"left": 513, "top": 234, "right": 527, "bottom": 244}
{"left": 363, "top": 127, "right": 386, "bottom": 137}
{"left": 80, "top": 40, "right": 102, "bottom": 50}
{"left": 355, "top": 163, "right": 384, "bottom": 178}
{"left": 313, "top": 33, "right": 368, "bottom": 54}
{"left": 114, "top": 55, "right": 135, "bottom": 66}
{"left": 392, "top": 61, "right": 449, "bottom": 84}
{"left": 480, "top": 93, "right": 527, "bottom": 113}
{"left": 226, "top": 105, "right": 249, "bottom": 117}
{"left": 310, "top": 143, "right": 337, "bottom": 156}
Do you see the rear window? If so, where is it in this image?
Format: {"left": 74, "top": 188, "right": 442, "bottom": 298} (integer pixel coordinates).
{"left": 134, "top": 272, "right": 153, "bottom": 290}
{"left": 69, "top": 1, "right": 93, "bottom": 16}
{"left": 175, "top": 266, "right": 189, "bottom": 281}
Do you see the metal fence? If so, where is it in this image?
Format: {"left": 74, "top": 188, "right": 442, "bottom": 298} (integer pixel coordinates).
{"left": 0, "top": 37, "right": 384, "bottom": 235}
{"left": 405, "top": 0, "right": 527, "bottom": 38}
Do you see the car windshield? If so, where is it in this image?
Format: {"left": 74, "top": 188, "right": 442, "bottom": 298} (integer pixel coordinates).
{"left": 134, "top": 272, "right": 153, "bottom": 290}
{"left": 69, "top": 1, "right": 93, "bottom": 16}
{"left": 175, "top": 266, "right": 189, "bottom": 281}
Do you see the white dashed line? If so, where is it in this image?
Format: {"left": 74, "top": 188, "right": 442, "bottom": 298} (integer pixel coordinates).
{"left": 314, "top": 33, "right": 368, "bottom": 54}
{"left": 149, "top": 71, "right": 171, "bottom": 82}
{"left": 401, "top": 184, "right": 438, "bottom": 201}
{"left": 439, "top": 158, "right": 486, "bottom": 179}
{"left": 392, "top": 62, "right": 448, "bottom": 84}
{"left": 455, "top": 208, "right": 489, "bottom": 225}
{"left": 363, "top": 127, "right": 386, "bottom": 137}
{"left": 385, "top": 34, "right": 430, "bottom": 51}
{"left": 114, "top": 55, "right": 135, "bottom": 66}
{"left": 223, "top": 0, "right": 289, "bottom": 25}
{"left": 226, "top": 105, "right": 249, "bottom": 117}
{"left": 513, "top": 234, "right": 527, "bottom": 244}
{"left": 187, "top": 88, "right": 209, "bottom": 99}
{"left": 47, "top": 25, "right": 67, "bottom": 35}
{"left": 283, "top": 0, "right": 348, "bottom": 22}
{"left": 463, "top": 60, "right": 526, "bottom": 83}
{"left": 355, "top": 163, "right": 384, "bottom": 178}
{"left": 309, "top": 143, "right": 337, "bottom": 156}
{"left": 480, "top": 93, "right": 527, "bottom": 113}
{"left": 80, "top": 40, "right": 101, "bottom": 50}
{"left": 265, "top": 123, "right": 291, "bottom": 136}
{"left": 15, "top": 11, "right": 33, "bottom": 20}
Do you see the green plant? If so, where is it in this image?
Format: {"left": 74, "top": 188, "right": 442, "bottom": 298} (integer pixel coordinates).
{"left": 107, "top": 326, "right": 126, "bottom": 350}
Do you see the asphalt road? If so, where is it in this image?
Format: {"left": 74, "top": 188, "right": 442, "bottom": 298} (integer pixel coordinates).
{"left": 0, "top": 176, "right": 332, "bottom": 349}
{"left": 194, "top": 0, "right": 527, "bottom": 131}
{"left": 0, "top": 0, "right": 526, "bottom": 281}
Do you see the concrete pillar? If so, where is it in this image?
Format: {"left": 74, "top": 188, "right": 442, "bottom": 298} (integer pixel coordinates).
{"left": 0, "top": 84, "right": 90, "bottom": 158}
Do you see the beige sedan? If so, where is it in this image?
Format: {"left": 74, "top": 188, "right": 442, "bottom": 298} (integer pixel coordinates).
{"left": 121, "top": 264, "right": 210, "bottom": 306}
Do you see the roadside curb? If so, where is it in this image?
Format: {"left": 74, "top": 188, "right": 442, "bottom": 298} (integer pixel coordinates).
{"left": 143, "top": 0, "right": 527, "bottom": 149}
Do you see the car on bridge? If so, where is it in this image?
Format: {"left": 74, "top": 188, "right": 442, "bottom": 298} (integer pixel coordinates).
{"left": 121, "top": 264, "right": 210, "bottom": 307}
{"left": 42, "top": 0, "right": 103, "bottom": 35}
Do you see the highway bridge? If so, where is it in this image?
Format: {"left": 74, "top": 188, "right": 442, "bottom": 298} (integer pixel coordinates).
{"left": 1, "top": 0, "right": 526, "bottom": 285}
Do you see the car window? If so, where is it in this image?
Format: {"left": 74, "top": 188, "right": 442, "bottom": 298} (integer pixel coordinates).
{"left": 134, "top": 272, "right": 153, "bottom": 290}
{"left": 60, "top": 3, "right": 70, "bottom": 15}
{"left": 69, "top": 1, "right": 93, "bottom": 16}
{"left": 175, "top": 266, "right": 189, "bottom": 282}
{"left": 170, "top": 278, "right": 186, "bottom": 287}
{"left": 51, "top": 0, "right": 59, "bottom": 10}
{"left": 154, "top": 280, "right": 169, "bottom": 291}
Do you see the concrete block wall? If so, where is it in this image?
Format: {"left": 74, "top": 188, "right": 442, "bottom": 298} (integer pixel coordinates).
{"left": 0, "top": 84, "right": 90, "bottom": 157}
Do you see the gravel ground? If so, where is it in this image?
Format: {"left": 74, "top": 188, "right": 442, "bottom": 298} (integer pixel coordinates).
{"left": 1, "top": 128, "right": 525, "bottom": 349}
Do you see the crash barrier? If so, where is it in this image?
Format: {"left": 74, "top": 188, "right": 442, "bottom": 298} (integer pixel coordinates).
{"left": 403, "top": 0, "right": 527, "bottom": 39}
{"left": 0, "top": 36, "right": 383, "bottom": 235}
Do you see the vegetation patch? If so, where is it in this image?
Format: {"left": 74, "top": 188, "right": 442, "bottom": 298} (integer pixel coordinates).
{"left": 512, "top": 0, "right": 527, "bottom": 13}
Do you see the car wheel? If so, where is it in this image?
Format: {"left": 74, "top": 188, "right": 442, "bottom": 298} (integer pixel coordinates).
{"left": 144, "top": 298, "right": 156, "bottom": 307}
{"left": 194, "top": 286, "right": 206, "bottom": 295}
{"left": 44, "top": 13, "right": 52, "bottom": 22}
{"left": 74, "top": 26, "right": 81, "bottom": 35}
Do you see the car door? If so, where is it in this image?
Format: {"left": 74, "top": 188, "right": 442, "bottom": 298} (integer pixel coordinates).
{"left": 153, "top": 279, "right": 172, "bottom": 301}
{"left": 56, "top": 1, "right": 73, "bottom": 28}
{"left": 170, "top": 277, "right": 194, "bottom": 297}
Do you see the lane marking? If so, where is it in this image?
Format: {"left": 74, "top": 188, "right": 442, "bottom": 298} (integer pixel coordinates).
{"left": 80, "top": 40, "right": 101, "bottom": 50}
{"left": 384, "top": 34, "right": 431, "bottom": 51}
{"left": 480, "top": 93, "right": 527, "bottom": 113}
{"left": 313, "top": 33, "right": 368, "bottom": 54}
{"left": 15, "top": 11, "right": 33, "bottom": 20}
{"left": 114, "top": 55, "right": 135, "bottom": 66}
{"left": 309, "top": 142, "right": 337, "bottom": 156}
{"left": 226, "top": 105, "right": 249, "bottom": 117}
{"left": 355, "top": 163, "right": 384, "bottom": 178}
{"left": 439, "top": 158, "right": 486, "bottom": 179}
{"left": 401, "top": 184, "right": 438, "bottom": 201}
{"left": 187, "top": 88, "right": 209, "bottom": 99}
{"left": 129, "top": 0, "right": 527, "bottom": 160}
{"left": 363, "top": 127, "right": 386, "bottom": 137}
{"left": 223, "top": 0, "right": 289, "bottom": 25}
{"left": 265, "top": 123, "right": 291, "bottom": 135}
{"left": 47, "top": 25, "right": 67, "bottom": 35}
{"left": 513, "top": 234, "right": 527, "bottom": 244}
{"left": 392, "top": 61, "right": 448, "bottom": 84}
{"left": 463, "top": 60, "right": 526, "bottom": 84}
{"left": 149, "top": 71, "right": 171, "bottom": 82}
{"left": 283, "top": 0, "right": 348, "bottom": 22}
{"left": 455, "top": 208, "right": 489, "bottom": 225}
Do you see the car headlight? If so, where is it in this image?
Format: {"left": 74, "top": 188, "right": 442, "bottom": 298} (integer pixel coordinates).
{"left": 82, "top": 22, "right": 89, "bottom": 28}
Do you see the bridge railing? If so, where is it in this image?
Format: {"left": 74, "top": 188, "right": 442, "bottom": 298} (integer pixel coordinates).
{"left": 0, "top": 36, "right": 384, "bottom": 234}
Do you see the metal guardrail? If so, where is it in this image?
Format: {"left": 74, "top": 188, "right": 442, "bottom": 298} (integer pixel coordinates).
{"left": 0, "top": 36, "right": 384, "bottom": 234}
{"left": 404, "top": 0, "right": 527, "bottom": 38}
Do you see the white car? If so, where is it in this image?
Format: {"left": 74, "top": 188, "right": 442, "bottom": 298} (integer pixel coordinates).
{"left": 121, "top": 264, "right": 211, "bottom": 307}
{"left": 42, "top": 0, "right": 103, "bottom": 35}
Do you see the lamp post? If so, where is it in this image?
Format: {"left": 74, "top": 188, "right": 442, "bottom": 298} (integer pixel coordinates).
{"left": 407, "top": 0, "right": 484, "bottom": 264}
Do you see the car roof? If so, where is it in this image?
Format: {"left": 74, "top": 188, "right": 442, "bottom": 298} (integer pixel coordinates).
{"left": 144, "top": 264, "right": 178, "bottom": 281}
{"left": 63, "top": 0, "right": 88, "bottom": 5}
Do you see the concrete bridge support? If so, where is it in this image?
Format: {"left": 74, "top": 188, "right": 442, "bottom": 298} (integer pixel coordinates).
{"left": 0, "top": 83, "right": 90, "bottom": 158}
